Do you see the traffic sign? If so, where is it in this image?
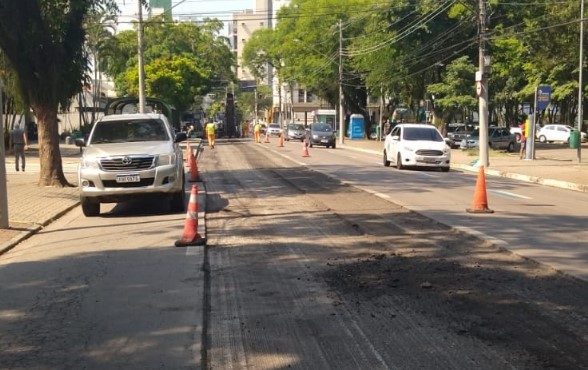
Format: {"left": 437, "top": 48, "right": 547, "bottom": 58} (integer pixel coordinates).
{"left": 536, "top": 85, "right": 552, "bottom": 111}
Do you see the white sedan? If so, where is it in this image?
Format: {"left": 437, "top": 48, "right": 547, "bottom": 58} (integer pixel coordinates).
{"left": 383, "top": 123, "right": 451, "bottom": 172}
{"left": 267, "top": 123, "right": 282, "bottom": 136}
{"left": 537, "top": 124, "right": 587, "bottom": 143}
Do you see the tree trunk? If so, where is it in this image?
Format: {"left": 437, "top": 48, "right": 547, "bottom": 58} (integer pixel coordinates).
{"left": 34, "top": 104, "right": 71, "bottom": 187}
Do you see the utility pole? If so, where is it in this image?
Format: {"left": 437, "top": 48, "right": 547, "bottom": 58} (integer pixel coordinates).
{"left": 478, "top": 0, "right": 489, "bottom": 167}
{"left": 0, "top": 81, "right": 9, "bottom": 228}
{"left": 137, "top": 0, "right": 146, "bottom": 113}
{"left": 577, "top": 0, "right": 584, "bottom": 163}
{"left": 338, "top": 19, "right": 345, "bottom": 145}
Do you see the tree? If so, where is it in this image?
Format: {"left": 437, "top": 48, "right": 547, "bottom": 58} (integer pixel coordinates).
{"left": 0, "top": 0, "right": 118, "bottom": 186}
{"left": 102, "top": 19, "right": 235, "bottom": 113}
{"left": 427, "top": 56, "right": 477, "bottom": 125}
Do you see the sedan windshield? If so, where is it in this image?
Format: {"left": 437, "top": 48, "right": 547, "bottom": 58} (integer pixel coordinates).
{"left": 90, "top": 119, "right": 169, "bottom": 144}
{"left": 288, "top": 124, "right": 304, "bottom": 130}
{"left": 402, "top": 127, "right": 443, "bottom": 141}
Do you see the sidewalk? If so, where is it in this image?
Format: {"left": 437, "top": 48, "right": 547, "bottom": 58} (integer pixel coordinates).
{"left": 1, "top": 138, "right": 587, "bottom": 255}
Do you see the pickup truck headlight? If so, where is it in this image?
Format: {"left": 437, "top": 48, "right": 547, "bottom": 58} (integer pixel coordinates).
{"left": 81, "top": 157, "right": 100, "bottom": 169}
{"left": 155, "top": 154, "right": 176, "bottom": 166}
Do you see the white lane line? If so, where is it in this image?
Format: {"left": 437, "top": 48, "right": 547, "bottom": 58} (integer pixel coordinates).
{"left": 488, "top": 189, "right": 532, "bottom": 200}
{"left": 416, "top": 172, "right": 437, "bottom": 178}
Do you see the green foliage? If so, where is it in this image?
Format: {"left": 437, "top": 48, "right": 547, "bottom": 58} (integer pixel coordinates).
{"left": 427, "top": 56, "right": 477, "bottom": 119}
{"left": 103, "top": 19, "right": 235, "bottom": 112}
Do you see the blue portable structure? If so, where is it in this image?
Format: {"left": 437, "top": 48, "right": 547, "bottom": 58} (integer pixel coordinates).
{"left": 348, "top": 114, "right": 364, "bottom": 139}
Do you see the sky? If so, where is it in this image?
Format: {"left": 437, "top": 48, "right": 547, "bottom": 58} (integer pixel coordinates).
{"left": 117, "top": 0, "right": 254, "bottom": 35}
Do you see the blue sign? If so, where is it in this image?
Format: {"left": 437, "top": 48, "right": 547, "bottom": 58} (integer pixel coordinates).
{"left": 536, "top": 85, "right": 552, "bottom": 111}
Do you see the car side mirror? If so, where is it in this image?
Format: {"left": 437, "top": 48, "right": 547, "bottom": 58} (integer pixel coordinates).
{"left": 75, "top": 138, "right": 86, "bottom": 147}
{"left": 392, "top": 135, "right": 400, "bottom": 141}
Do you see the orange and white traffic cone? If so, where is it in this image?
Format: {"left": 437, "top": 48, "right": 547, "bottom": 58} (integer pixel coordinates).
{"left": 189, "top": 151, "right": 199, "bottom": 182}
{"left": 175, "top": 185, "right": 205, "bottom": 247}
{"left": 466, "top": 166, "right": 494, "bottom": 213}
{"left": 278, "top": 133, "right": 284, "bottom": 147}
{"left": 264, "top": 131, "right": 270, "bottom": 143}
{"left": 302, "top": 140, "right": 310, "bottom": 157}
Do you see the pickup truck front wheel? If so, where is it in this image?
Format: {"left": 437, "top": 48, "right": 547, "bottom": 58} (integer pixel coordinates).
{"left": 81, "top": 197, "right": 100, "bottom": 217}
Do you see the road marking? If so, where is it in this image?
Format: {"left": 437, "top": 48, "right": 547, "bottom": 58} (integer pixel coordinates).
{"left": 416, "top": 172, "right": 437, "bottom": 178}
{"left": 488, "top": 189, "right": 532, "bottom": 200}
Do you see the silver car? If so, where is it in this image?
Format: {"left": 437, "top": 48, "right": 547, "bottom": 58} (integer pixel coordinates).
{"left": 460, "top": 127, "right": 516, "bottom": 152}
{"left": 75, "top": 113, "right": 187, "bottom": 216}
{"left": 285, "top": 123, "right": 305, "bottom": 141}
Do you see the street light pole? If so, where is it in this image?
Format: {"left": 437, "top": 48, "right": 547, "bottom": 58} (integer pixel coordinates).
{"left": 137, "top": 0, "right": 146, "bottom": 113}
{"left": 0, "top": 80, "right": 9, "bottom": 228}
{"left": 577, "top": 0, "right": 584, "bottom": 163}
{"left": 338, "top": 19, "right": 344, "bottom": 145}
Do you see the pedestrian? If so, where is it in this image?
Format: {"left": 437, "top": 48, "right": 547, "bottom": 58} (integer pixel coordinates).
{"left": 254, "top": 121, "right": 262, "bottom": 143}
{"left": 519, "top": 116, "right": 527, "bottom": 160}
{"left": 9, "top": 123, "right": 28, "bottom": 172}
{"left": 205, "top": 120, "right": 216, "bottom": 149}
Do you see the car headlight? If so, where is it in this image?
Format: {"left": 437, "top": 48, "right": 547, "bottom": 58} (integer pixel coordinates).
{"left": 403, "top": 146, "right": 415, "bottom": 152}
{"left": 81, "top": 157, "right": 99, "bottom": 169}
{"left": 443, "top": 147, "right": 450, "bottom": 154}
{"left": 312, "top": 134, "right": 319, "bottom": 139}
{"left": 156, "top": 154, "right": 175, "bottom": 166}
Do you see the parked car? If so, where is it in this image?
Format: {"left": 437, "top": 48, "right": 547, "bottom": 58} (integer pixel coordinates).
{"left": 267, "top": 123, "right": 282, "bottom": 136}
{"left": 537, "top": 124, "right": 587, "bottom": 143}
{"left": 445, "top": 123, "right": 475, "bottom": 149}
{"left": 460, "top": 127, "right": 516, "bottom": 152}
{"left": 286, "top": 123, "right": 306, "bottom": 141}
{"left": 383, "top": 123, "right": 450, "bottom": 171}
{"left": 75, "top": 113, "right": 187, "bottom": 217}
{"left": 510, "top": 123, "right": 543, "bottom": 142}
{"left": 305, "top": 123, "right": 336, "bottom": 148}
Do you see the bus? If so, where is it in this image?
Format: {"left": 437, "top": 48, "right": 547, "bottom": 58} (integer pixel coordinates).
{"left": 312, "top": 109, "right": 337, "bottom": 130}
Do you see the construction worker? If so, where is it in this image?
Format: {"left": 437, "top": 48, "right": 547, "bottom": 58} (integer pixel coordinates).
{"left": 205, "top": 120, "right": 216, "bottom": 149}
{"left": 254, "top": 121, "right": 262, "bottom": 143}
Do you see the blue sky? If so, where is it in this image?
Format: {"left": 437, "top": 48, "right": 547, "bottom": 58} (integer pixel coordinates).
{"left": 118, "top": 0, "right": 254, "bottom": 34}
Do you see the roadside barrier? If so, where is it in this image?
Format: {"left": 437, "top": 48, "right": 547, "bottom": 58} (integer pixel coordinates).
{"left": 184, "top": 142, "right": 191, "bottom": 168}
{"left": 278, "top": 133, "right": 284, "bottom": 147}
{"left": 466, "top": 166, "right": 494, "bottom": 213}
{"left": 189, "top": 149, "right": 199, "bottom": 182}
{"left": 175, "top": 185, "right": 205, "bottom": 247}
{"left": 264, "top": 131, "right": 270, "bottom": 143}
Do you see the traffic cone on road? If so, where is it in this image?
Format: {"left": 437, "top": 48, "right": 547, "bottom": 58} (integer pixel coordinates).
{"left": 466, "top": 166, "right": 494, "bottom": 213}
{"left": 264, "top": 131, "right": 270, "bottom": 143}
{"left": 189, "top": 151, "right": 199, "bottom": 182}
{"left": 302, "top": 141, "right": 310, "bottom": 157}
{"left": 175, "top": 185, "right": 205, "bottom": 247}
{"left": 278, "top": 133, "right": 284, "bottom": 147}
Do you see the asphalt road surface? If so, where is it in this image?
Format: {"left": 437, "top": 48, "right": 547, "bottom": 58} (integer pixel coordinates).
{"left": 199, "top": 140, "right": 588, "bottom": 369}
{"left": 1, "top": 139, "right": 588, "bottom": 369}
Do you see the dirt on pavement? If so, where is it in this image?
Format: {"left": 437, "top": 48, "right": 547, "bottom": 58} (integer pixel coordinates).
{"left": 200, "top": 141, "right": 588, "bottom": 370}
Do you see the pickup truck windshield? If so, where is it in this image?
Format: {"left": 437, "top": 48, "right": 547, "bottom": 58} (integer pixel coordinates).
{"left": 90, "top": 119, "right": 169, "bottom": 144}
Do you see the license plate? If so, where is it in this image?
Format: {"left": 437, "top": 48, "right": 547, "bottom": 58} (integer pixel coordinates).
{"left": 116, "top": 174, "right": 140, "bottom": 183}
{"left": 421, "top": 157, "right": 437, "bottom": 163}
{"left": 321, "top": 139, "right": 329, "bottom": 143}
